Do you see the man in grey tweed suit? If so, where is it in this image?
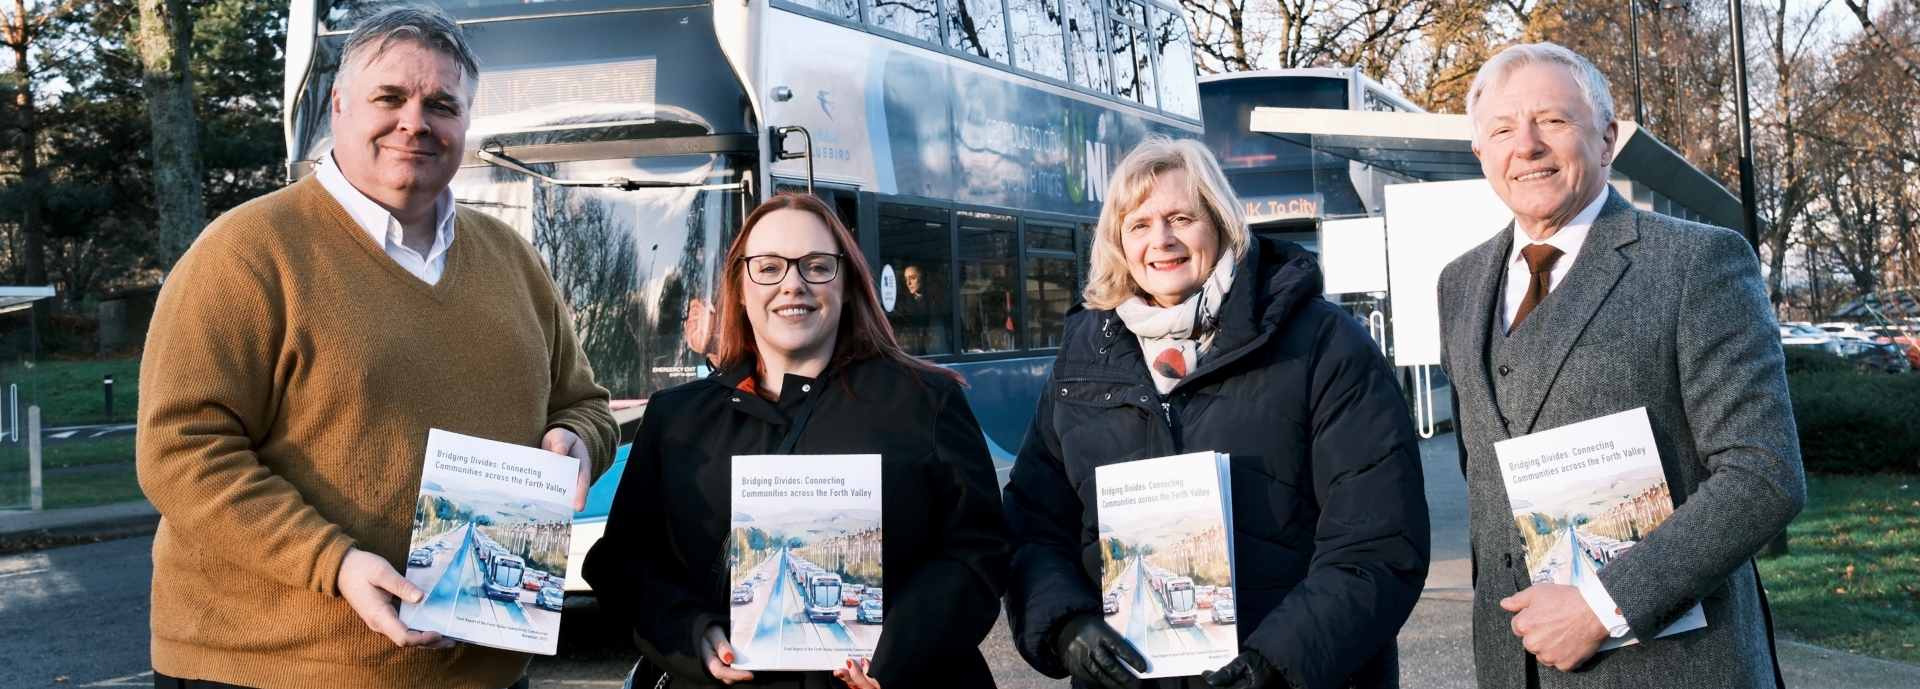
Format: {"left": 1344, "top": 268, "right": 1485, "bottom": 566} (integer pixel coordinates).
{"left": 1436, "top": 43, "right": 1805, "bottom": 688}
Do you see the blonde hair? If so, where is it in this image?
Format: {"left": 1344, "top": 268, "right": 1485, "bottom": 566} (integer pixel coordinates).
{"left": 1083, "top": 135, "right": 1251, "bottom": 311}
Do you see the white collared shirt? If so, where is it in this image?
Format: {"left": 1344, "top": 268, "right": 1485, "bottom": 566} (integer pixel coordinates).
{"left": 314, "top": 152, "right": 457, "bottom": 285}
{"left": 1500, "top": 190, "right": 1608, "bottom": 333}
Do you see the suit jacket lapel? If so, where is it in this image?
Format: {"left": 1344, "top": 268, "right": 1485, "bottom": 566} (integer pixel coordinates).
{"left": 1454, "top": 224, "right": 1512, "bottom": 444}
{"left": 1506, "top": 189, "right": 1640, "bottom": 434}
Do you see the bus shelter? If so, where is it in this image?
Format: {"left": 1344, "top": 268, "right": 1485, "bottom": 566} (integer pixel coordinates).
{"left": 1246, "top": 107, "right": 1744, "bottom": 435}
{"left": 1, "top": 285, "right": 55, "bottom": 509}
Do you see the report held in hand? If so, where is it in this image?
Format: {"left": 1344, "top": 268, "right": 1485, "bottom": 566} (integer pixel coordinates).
{"left": 728, "top": 454, "right": 885, "bottom": 671}
{"left": 1094, "top": 451, "right": 1238, "bottom": 679}
{"left": 398, "top": 429, "right": 579, "bottom": 655}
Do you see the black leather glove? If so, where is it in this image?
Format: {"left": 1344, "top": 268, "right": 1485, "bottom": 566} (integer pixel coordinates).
{"left": 1054, "top": 612, "right": 1147, "bottom": 689}
{"left": 1201, "top": 650, "right": 1279, "bottom": 689}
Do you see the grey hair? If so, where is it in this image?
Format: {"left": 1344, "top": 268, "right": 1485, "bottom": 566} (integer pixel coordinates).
{"left": 1466, "top": 42, "right": 1616, "bottom": 137}
{"left": 336, "top": 5, "right": 481, "bottom": 103}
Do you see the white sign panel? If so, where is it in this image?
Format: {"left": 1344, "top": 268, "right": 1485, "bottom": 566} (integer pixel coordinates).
{"left": 1318, "top": 217, "right": 1389, "bottom": 295}
{"left": 1384, "top": 180, "right": 1513, "bottom": 367}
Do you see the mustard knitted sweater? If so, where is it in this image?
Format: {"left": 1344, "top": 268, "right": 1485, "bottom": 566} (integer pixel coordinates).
{"left": 137, "top": 176, "right": 616, "bottom": 688}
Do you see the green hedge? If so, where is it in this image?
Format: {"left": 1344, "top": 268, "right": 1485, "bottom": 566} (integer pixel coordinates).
{"left": 1785, "top": 348, "right": 1920, "bottom": 473}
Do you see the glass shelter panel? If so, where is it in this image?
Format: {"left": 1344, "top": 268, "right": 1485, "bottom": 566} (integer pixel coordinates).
{"left": 947, "top": 0, "right": 1012, "bottom": 63}
{"left": 1009, "top": 0, "right": 1069, "bottom": 81}
{"left": 1150, "top": 6, "right": 1200, "bottom": 118}
{"left": 869, "top": 0, "right": 942, "bottom": 44}
{"left": 957, "top": 211, "right": 1021, "bottom": 353}
{"left": 879, "top": 203, "right": 956, "bottom": 356}
{"left": 1064, "top": 0, "right": 1109, "bottom": 92}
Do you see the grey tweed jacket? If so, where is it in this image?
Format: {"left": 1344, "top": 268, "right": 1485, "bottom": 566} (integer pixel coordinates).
{"left": 1436, "top": 188, "right": 1805, "bottom": 688}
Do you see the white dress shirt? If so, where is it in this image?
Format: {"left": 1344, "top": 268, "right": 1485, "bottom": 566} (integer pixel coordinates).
{"left": 1501, "top": 190, "right": 1608, "bottom": 333}
{"left": 314, "top": 152, "right": 457, "bottom": 285}
{"left": 1498, "top": 189, "right": 1633, "bottom": 638}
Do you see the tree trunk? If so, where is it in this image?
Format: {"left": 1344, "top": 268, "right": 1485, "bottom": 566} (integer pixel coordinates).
{"left": 12, "top": 6, "right": 47, "bottom": 331}
{"left": 138, "top": 0, "right": 207, "bottom": 267}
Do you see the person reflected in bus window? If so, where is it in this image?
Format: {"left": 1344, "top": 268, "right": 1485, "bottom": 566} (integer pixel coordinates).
{"left": 1001, "top": 136, "right": 1429, "bottom": 689}
{"left": 583, "top": 193, "right": 1011, "bottom": 689}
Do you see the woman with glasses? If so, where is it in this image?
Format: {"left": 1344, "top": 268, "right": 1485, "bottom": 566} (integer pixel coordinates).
{"left": 583, "top": 193, "right": 1012, "bottom": 689}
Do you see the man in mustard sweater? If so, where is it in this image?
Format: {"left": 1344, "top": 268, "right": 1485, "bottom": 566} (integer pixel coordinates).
{"left": 136, "top": 6, "right": 616, "bottom": 688}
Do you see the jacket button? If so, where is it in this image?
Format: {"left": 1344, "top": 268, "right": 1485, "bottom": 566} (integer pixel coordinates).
{"left": 730, "top": 397, "right": 741, "bottom": 403}
{"left": 1504, "top": 553, "right": 1513, "bottom": 568}
{"left": 1060, "top": 388, "right": 1068, "bottom": 396}
{"left": 1103, "top": 393, "right": 1111, "bottom": 400}
{"left": 1140, "top": 396, "right": 1149, "bottom": 403}
{"left": 1499, "top": 365, "right": 1512, "bottom": 376}
{"left": 1499, "top": 416, "right": 1510, "bottom": 426}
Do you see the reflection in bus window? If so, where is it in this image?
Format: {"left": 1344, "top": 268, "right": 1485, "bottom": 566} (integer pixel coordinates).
{"left": 1079, "top": 222, "right": 1096, "bottom": 291}
{"left": 868, "top": 0, "right": 940, "bottom": 44}
{"left": 1008, "top": 0, "right": 1068, "bottom": 82}
{"left": 959, "top": 212, "right": 1020, "bottom": 353}
{"left": 1064, "top": 0, "right": 1108, "bottom": 92}
{"left": 1109, "top": 11, "right": 1155, "bottom": 107}
{"left": 947, "top": 0, "right": 1010, "bottom": 64}
{"left": 452, "top": 156, "right": 737, "bottom": 399}
{"left": 879, "top": 204, "right": 954, "bottom": 355}
{"left": 791, "top": 0, "right": 860, "bottom": 21}
{"left": 1150, "top": 6, "right": 1200, "bottom": 118}
{"left": 1026, "top": 223, "right": 1077, "bottom": 349}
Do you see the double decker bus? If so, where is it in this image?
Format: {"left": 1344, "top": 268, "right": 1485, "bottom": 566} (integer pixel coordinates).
{"left": 284, "top": 0, "right": 1203, "bottom": 593}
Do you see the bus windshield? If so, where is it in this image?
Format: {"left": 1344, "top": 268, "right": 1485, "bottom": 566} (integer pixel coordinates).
{"left": 452, "top": 154, "right": 748, "bottom": 399}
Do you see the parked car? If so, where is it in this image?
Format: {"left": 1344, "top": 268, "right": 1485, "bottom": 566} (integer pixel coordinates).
{"left": 867, "top": 588, "right": 882, "bottom": 601}
{"left": 406, "top": 548, "right": 434, "bottom": 568}
{"left": 537, "top": 583, "right": 565, "bottom": 612}
{"left": 1829, "top": 338, "right": 1913, "bottom": 374}
{"left": 856, "top": 598, "right": 884, "bottom": 624}
{"left": 1211, "top": 599, "right": 1237, "bottom": 624}
{"left": 731, "top": 584, "right": 755, "bottom": 605}
{"left": 523, "top": 570, "right": 548, "bottom": 590}
{"left": 1103, "top": 592, "right": 1119, "bottom": 615}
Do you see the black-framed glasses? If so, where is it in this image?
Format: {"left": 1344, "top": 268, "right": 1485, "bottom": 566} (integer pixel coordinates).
{"left": 741, "top": 253, "right": 844, "bottom": 285}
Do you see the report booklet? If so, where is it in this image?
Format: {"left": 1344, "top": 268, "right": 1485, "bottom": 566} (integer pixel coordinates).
{"left": 1094, "top": 451, "right": 1238, "bottom": 679}
{"left": 728, "top": 454, "right": 884, "bottom": 671}
{"left": 398, "top": 429, "right": 579, "bottom": 655}
{"left": 1494, "top": 407, "right": 1707, "bottom": 651}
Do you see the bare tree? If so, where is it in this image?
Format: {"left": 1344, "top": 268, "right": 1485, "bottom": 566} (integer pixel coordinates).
{"left": 137, "top": 0, "right": 206, "bottom": 267}
{"left": 1840, "top": 0, "right": 1920, "bottom": 87}
{"left": 0, "top": 0, "right": 79, "bottom": 327}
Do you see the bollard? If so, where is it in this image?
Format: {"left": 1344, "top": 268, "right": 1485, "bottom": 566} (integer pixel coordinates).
{"left": 28, "top": 405, "right": 42, "bottom": 511}
{"left": 104, "top": 374, "right": 114, "bottom": 421}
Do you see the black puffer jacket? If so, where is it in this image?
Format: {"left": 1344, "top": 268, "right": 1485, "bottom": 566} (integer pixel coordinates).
{"left": 1003, "top": 236, "right": 1430, "bottom": 689}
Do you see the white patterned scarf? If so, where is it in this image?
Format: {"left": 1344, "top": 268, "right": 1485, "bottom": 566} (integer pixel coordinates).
{"left": 1113, "top": 250, "right": 1236, "bottom": 395}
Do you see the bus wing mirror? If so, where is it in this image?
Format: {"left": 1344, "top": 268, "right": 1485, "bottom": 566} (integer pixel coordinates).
{"left": 475, "top": 143, "right": 741, "bottom": 192}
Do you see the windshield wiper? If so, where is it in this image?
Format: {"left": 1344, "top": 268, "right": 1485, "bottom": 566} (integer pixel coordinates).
{"left": 476, "top": 143, "right": 742, "bottom": 191}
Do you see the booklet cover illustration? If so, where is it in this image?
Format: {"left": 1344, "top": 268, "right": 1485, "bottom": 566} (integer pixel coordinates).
{"left": 398, "top": 429, "right": 579, "bottom": 655}
{"left": 1494, "top": 407, "right": 1706, "bottom": 650}
{"left": 1094, "top": 451, "right": 1237, "bottom": 679}
{"left": 728, "top": 454, "right": 884, "bottom": 671}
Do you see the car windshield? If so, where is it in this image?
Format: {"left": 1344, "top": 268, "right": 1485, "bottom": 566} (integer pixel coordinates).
{"left": 861, "top": 600, "right": 883, "bottom": 610}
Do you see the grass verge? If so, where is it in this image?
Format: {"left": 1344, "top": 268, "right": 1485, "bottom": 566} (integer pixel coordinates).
{"left": 0, "top": 357, "right": 141, "bottom": 427}
{"left": 1758, "top": 474, "right": 1920, "bottom": 665}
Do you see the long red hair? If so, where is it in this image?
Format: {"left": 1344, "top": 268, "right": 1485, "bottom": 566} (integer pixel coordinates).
{"left": 714, "top": 193, "right": 964, "bottom": 385}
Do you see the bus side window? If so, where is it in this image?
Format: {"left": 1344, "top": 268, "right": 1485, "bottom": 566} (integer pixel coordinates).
{"left": 1026, "top": 223, "right": 1077, "bottom": 349}
{"left": 1150, "top": 5, "right": 1200, "bottom": 118}
{"left": 1008, "top": 0, "right": 1068, "bottom": 82}
{"left": 1064, "top": 0, "right": 1109, "bottom": 92}
{"left": 789, "top": 0, "right": 860, "bottom": 21}
{"left": 879, "top": 203, "right": 955, "bottom": 356}
{"left": 947, "top": 0, "right": 1011, "bottom": 64}
{"left": 867, "top": 0, "right": 940, "bottom": 44}
{"left": 958, "top": 211, "right": 1021, "bottom": 353}
{"left": 1108, "top": 2, "right": 1155, "bottom": 107}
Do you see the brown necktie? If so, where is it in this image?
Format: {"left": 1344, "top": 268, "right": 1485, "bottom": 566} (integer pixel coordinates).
{"left": 1511, "top": 244, "right": 1565, "bottom": 330}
